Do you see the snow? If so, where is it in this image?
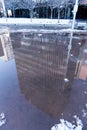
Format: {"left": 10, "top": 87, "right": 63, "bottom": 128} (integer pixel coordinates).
{"left": 0, "top": 18, "right": 86, "bottom": 28}
{"left": 85, "top": 60, "right": 87, "bottom": 64}
{"left": 51, "top": 116, "right": 83, "bottom": 130}
{"left": 0, "top": 18, "right": 72, "bottom": 25}
{"left": 0, "top": 28, "right": 86, "bottom": 36}
{"left": 84, "top": 91, "right": 87, "bottom": 94}
{"left": 70, "top": 54, "right": 73, "bottom": 57}
{"left": 64, "top": 78, "right": 69, "bottom": 83}
{"left": 38, "top": 33, "right": 42, "bottom": 37}
{"left": 0, "top": 113, "right": 6, "bottom": 126}
{"left": 85, "top": 103, "right": 87, "bottom": 108}
{"left": 83, "top": 49, "right": 87, "bottom": 53}
{"left": 0, "top": 21, "right": 86, "bottom": 35}
{"left": 78, "top": 42, "right": 81, "bottom": 45}
{"left": 82, "top": 109, "right": 87, "bottom": 118}
{"left": 0, "top": 18, "right": 87, "bottom": 35}
{"left": 81, "top": 104, "right": 87, "bottom": 118}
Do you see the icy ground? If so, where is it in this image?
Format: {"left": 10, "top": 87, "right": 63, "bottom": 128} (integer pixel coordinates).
{"left": 51, "top": 116, "right": 83, "bottom": 130}
{"left": 0, "top": 113, "right": 6, "bottom": 126}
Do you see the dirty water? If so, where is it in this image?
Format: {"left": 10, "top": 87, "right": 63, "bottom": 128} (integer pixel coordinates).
{"left": 0, "top": 29, "right": 87, "bottom": 130}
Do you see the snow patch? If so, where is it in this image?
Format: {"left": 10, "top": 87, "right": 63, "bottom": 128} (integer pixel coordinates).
{"left": 64, "top": 78, "right": 69, "bottom": 83}
{"left": 84, "top": 91, "right": 87, "bottom": 94}
{"left": 81, "top": 104, "right": 87, "bottom": 118}
{"left": 38, "top": 33, "right": 42, "bottom": 37}
{"left": 84, "top": 60, "right": 87, "bottom": 64}
{"left": 51, "top": 116, "right": 83, "bottom": 130}
{"left": 0, "top": 18, "right": 72, "bottom": 25}
{"left": 0, "top": 113, "right": 6, "bottom": 126}
{"left": 81, "top": 109, "right": 87, "bottom": 118}
{"left": 70, "top": 54, "right": 73, "bottom": 57}
{"left": 78, "top": 42, "right": 81, "bottom": 45}
{"left": 83, "top": 49, "right": 87, "bottom": 53}
{"left": 21, "top": 41, "right": 31, "bottom": 46}
{"left": 85, "top": 104, "right": 87, "bottom": 109}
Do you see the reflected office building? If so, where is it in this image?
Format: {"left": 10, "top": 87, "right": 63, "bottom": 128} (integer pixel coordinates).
{"left": 0, "top": 32, "right": 14, "bottom": 61}
{"left": 0, "top": 31, "right": 87, "bottom": 117}
{"left": 10, "top": 31, "right": 87, "bottom": 117}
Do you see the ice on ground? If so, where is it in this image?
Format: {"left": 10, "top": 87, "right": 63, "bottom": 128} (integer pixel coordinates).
{"left": 38, "top": 33, "right": 42, "bottom": 37}
{"left": 82, "top": 108, "right": 87, "bottom": 118}
{"left": 70, "top": 54, "right": 73, "bottom": 57}
{"left": 85, "top": 60, "right": 87, "bottom": 64}
{"left": 85, "top": 103, "right": 87, "bottom": 108}
{"left": 83, "top": 49, "right": 87, "bottom": 53}
{"left": 51, "top": 116, "right": 83, "bottom": 130}
{"left": 78, "top": 42, "right": 81, "bottom": 45}
{"left": 81, "top": 103, "right": 87, "bottom": 118}
{"left": 0, "top": 113, "right": 6, "bottom": 126}
{"left": 84, "top": 91, "right": 87, "bottom": 94}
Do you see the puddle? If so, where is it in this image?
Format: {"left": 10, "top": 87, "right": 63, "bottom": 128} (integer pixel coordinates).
{"left": 0, "top": 29, "right": 87, "bottom": 130}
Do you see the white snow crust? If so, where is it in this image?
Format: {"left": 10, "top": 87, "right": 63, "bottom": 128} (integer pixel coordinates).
{"left": 51, "top": 116, "right": 83, "bottom": 130}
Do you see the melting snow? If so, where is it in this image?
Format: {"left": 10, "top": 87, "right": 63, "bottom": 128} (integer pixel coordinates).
{"left": 0, "top": 113, "right": 6, "bottom": 126}
{"left": 81, "top": 109, "right": 87, "bottom": 118}
{"left": 38, "top": 34, "right": 42, "bottom": 37}
{"left": 81, "top": 104, "right": 87, "bottom": 118}
{"left": 85, "top": 60, "right": 87, "bottom": 64}
{"left": 51, "top": 116, "right": 83, "bottom": 130}
{"left": 70, "top": 54, "right": 73, "bottom": 57}
{"left": 83, "top": 49, "right": 87, "bottom": 53}
{"left": 0, "top": 18, "right": 71, "bottom": 25}
{"left": 84, "top": 91, "right": 87, "bottom": 94}
{"left": 85, "top": 103, "right": 87, "bottom": 108}
{"left": 78, "top": 42, "right": 81, "bottom": 45}
{"left": 64, "top": 78, "right": 69, "bottom": 83}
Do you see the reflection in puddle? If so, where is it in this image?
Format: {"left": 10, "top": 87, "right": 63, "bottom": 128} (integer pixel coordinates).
{"left": 13, "top": 33, "right": 70, "bottom": 117}
{"left": 0, "top": 30, "right": 87, "bottom": 129}
{"left": 10, "top": 31, "right": 86, "bottom": 117}
{"left": 79, "top": 48, "right": 87, "bottom": 80}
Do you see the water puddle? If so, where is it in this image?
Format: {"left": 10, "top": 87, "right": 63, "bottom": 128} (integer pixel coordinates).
{"left": 0, "top": 29, "right": 87, "bottom": 130}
